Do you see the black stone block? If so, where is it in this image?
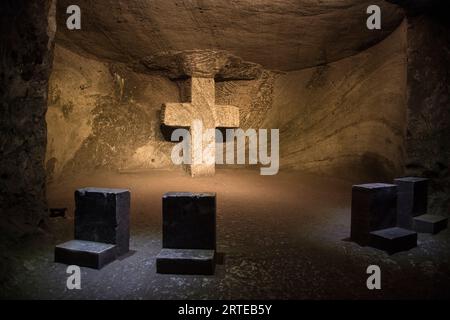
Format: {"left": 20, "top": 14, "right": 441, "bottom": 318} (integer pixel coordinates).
{"left": 369, "top": 227, "right": 417, "bottom": 254}
{"left": 351, "top": 183, "right": 397, "bottom": 245}
{"left": 394, "top": 177, "right": 428, "bottom": 229}
{"left": 156, "top": 249, "right": 215, "bottom": 275}
{"left": 75, "top": 187, "right": 130, "bottom": 256}
{"left": 55, "top": 240, "right": 117, "bottom": 269}
{"left": 162, "top": 192, "right": 216, "bottom": 250}
{"left": 414, "top": 214, "right": 448, "bottom": 234}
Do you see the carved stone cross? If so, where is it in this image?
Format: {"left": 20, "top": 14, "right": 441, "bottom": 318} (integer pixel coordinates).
{"left": 137, "top": 50, "right": 262, "bottom": 177}
{"left": 162, "top": 77, "right": 239, "bottom": 177}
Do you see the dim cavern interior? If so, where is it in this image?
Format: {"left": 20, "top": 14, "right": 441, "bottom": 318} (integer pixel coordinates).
{"left": 0, "top": 0, "right": 449, "bottom": 299}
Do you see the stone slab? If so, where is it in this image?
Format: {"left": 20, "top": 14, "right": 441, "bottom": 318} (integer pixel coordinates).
{"left": 369, "top": 227, "right": 417, "bottom": 254}
{"left": 74, "top": 187, "right": 130, "bottom": 256}
{"left": 394, "top": 177, "right": 428, "bottom": 229}
{"left": 351, "top": 183, "right": 397, "bottom": 245}
{"left": 162, "top": 192, "right": 216, "bottom": 250}
{"left": 156, "top": 248, "right": 215, "bottom": 275}
{"left": 414, "top": 214, "right": 448, "bottom": 234}
{"left": 54, "top": 240, "right": 117, "bottom": 269}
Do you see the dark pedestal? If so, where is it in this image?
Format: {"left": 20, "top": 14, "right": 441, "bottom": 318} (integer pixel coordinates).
{"left": 394, "top": 177, "right": 428, "bottom": 229}
{"left": 157, "top": 192, "right": 217, "bottom": 275}
{"left": 55, "top": 240, "right": 117, "bottom": 269}
{"left": 75, "top": 187, "right": 130, "bottom": 256}
{"left": 55, "top": 187, "right": 131, "bottom": 269}
{"left": 369, "top": 227, "right": 417, "bottom": 254}
{"left": 162, "top": 192, "right": 216, "bottom": 250}
{"left": 351, "top": 183, "right": 397, "bottom": 245}
{"left": 414, "top": 214, "right": 448, "bottom": 234}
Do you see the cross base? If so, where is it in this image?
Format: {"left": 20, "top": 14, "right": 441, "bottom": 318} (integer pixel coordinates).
{"left": 186, "top": 163, "right": 216, "bottom": 177}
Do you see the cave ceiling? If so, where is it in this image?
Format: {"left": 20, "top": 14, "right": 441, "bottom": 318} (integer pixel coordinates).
{"left": 56, "top": 0, "right": 404, "bottom": 72}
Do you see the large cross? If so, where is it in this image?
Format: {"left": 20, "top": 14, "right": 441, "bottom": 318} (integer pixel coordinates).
{"left": 161, "top": 77, "right": 239, "bottom": 177}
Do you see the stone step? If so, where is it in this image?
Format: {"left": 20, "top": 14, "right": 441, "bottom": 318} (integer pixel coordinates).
{"left": 414, "top": 214, "right": 448, "bottom": 234}
{"left": 369, "top": 227, "right": 417, "bottom": 254}
{"left": 156, "top": 249, "right": 215, "bottom": 275}
{"left": 55, "top": 240, "right": 117, "bottom": 269}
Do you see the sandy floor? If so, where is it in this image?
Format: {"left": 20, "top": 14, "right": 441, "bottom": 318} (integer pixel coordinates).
{"left": 1, "top": 168, "right": 449, "bottom": 299}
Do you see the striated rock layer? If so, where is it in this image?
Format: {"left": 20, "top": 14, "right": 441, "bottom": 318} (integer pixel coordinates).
{"left": 136, "top": 50, "right": 263, "bottom": 80}
{"left": 55, "top": 0, "right": 404, "bottom": 71}
{"left": 47, "top": 21, "right": 408, "bottom": 182}
{"left": 266, "top": 22, "right": 408, "bottom": 181}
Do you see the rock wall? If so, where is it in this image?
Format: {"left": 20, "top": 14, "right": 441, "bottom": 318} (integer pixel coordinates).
{"left": 404, "top": 12, "right": 450, "bottom": 215}
{"left": 47, "top": 22, "right": 408, "bottom": 182}
{"left": 55, "top": 0, "right": 404, "bottom": 71}
{"left": 46, "top": 45, "right": 278, "bottom": 179}
{"left": 0, "top": 0, "right": 56, "bottom": 237}
{"left": 46, "top": 45, "right": 179, "bottom": 179}
{"left": 267, "top": 22, "right": 408, "bottom": 181}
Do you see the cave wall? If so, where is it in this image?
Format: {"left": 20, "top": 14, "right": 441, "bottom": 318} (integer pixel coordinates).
{"left": 267, "top": 21, "right": 408, "bottom": 181}
{"left": 46, "top": 45, "right": 277, "bottom": 179}
{"left": 404, "top": 12, "right": 450, "bottom": 215}
{"left": 48, "top": 21, "right": 408, "bottom": 182}
{"left": 54, "top": 0, "right": 404, "bottom": 72}
{"left": 0, "top": 0, "right": 56, "bottom": 237}
{"left": 46, "top": 45, "right": 179, "bottom": 179}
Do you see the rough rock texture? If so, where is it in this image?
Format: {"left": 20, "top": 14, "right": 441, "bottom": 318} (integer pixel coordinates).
{"left": 55, "top": 0, "right": 404, "bottom": 71}
{"left": 46, "top": 45, "right": 180, "bottom": 179}
{"left": 136, "top": 50, "right": 262, "bottom": 80}
{"left": 0, "top": 1, "right": 56, "bottom": 238}
{"left": 216, "top": 71, "right": 277, "bottom": 129}
{"left": 46, "top": 45, "right": 276, "bottom": 179}
{"left": 47, "top": 20, "right": 408, "bottom": 182}
{"left": 403, "top": 11, "right": 450, "bottom": 216}
{"left": 265, "top": 22, "right": 408, "bottom": 181}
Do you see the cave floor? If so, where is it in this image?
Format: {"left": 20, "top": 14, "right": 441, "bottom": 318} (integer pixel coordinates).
{"left": 2, "top": 169, "right": 450, "bottom": 299}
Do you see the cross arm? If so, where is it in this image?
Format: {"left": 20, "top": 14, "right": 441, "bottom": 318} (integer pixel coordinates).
{"left": 161, "top": 103, "right": 196, "bottom": 127}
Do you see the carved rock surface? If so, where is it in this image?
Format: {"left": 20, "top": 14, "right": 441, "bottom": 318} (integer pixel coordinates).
{"left": 266, "top": 23, "right": 408, "bottom": 181}
{"left": 56, "top": 0, "right": 404, "bottom": 71}
{"left": 46, "top": 22, "right": 409, "bottom": 182}
{"left": 0, "top": 0, "right": 56, "bottom": 237}
{"left": 136, "top": 50, "right": 263, "bottom": 80}
{"left": 403, "top": 14, "right": 450, "bottom": 216}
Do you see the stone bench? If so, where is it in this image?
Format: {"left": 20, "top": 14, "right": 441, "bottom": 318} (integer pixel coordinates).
{"left": 351, "top": 183, "right": 398, "bottom": 245}
{"left": 351, "top": 183, "right": 417, "bottom": 253}
{"left": 394, "top": 177, "right": 428, "bottom": 229}
{"left": 156, "top": 192, "right": 216, "bottom": 275}
{"left": 55, "top": 187, "right": 130, "bottom": 269}
{"left": 55, "top": 240, "right": 117, "bottom": 269}
{"left": 414, "top": 214, "right": 448, "bottom": 234}
{"left": 394, "top": 177, "right": 448, "bottom": 234}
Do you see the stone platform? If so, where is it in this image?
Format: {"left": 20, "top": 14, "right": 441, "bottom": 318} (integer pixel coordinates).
{"left": 54, "top": 187, "right": 131, "bottom": 269}
{"left": 55, "top": 240, "right": 117, "bottom": 269}
{"left": 369, "top": 227, "right": 417, "bottom": 254}
{"left": 156, "top": 249, "right": 215, "bottom": 275}
{"left": 414, "top": 214, "right": 448, "bottom": 234}
{"left": 157, "top": 192, "right": 217, "bottom": 275}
